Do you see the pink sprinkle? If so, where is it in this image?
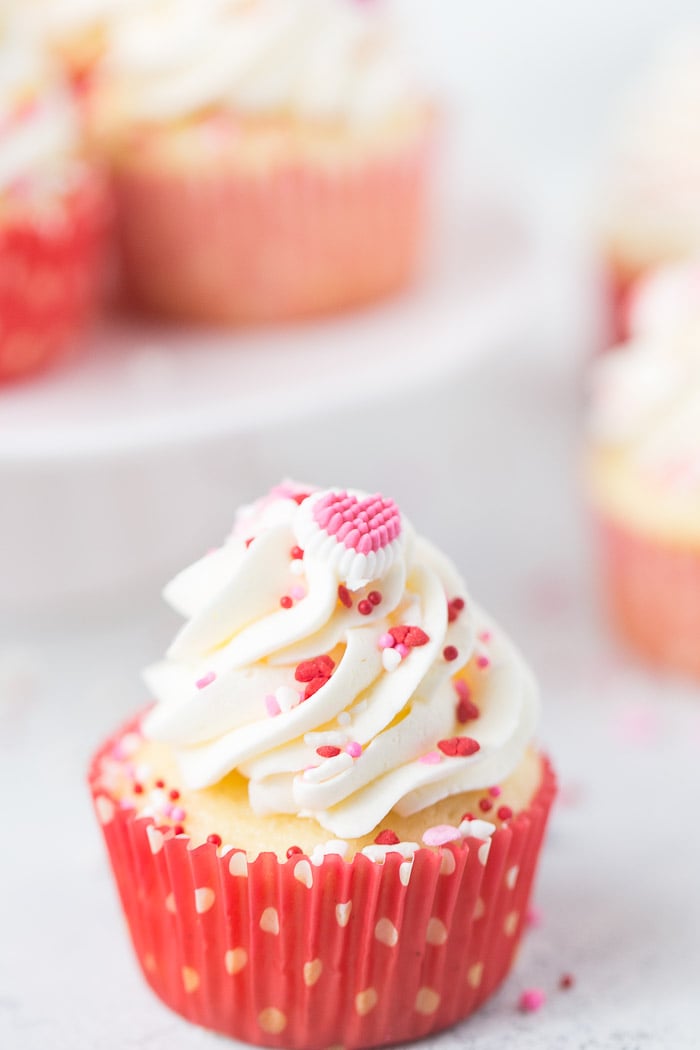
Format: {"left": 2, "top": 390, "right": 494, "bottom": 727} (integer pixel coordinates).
{"left": 346, "top": 741, "right": 362, "bottom": 758}
{"left": 418, "top": 751, "right": 442, "bottom": 765}
{"left": 378, "top": 632, "right": 395, "bottom": 650}
{"left": 396, "top": 643, "right": 409, "bottom": 658}
{"left": 454, "top": 679, "right": 469, "bottom": 701}
{"left": 476, "top": 655, "right": 490, "bottom": 670}
{"left": 265, "top": 694, "right": 281, "bottom": 717}
{"left": 488, "top": 785, "right": 502, "bottom": 798}
{"left": 422, "top": 824, "right": 461, "bottom": 847}
{"left": 171, "top": 806, "right": 186, "bottom": 822}
{"left": 518, "top": 989, "right": 545, "bottom": 1013}
{"left": 196, "top": 671, "right": 216, "bottom": 690}
{"left": 525, "top": 906, "right": 542, "bottom": 928}
{"left": 163, "top": 803, "right": 174, "bottom": 818}
{"left": 477, "top": 630, "right": 492, "bottom": 643}
{"left": 290, "top": 585, "right": 306, "bottom": 601}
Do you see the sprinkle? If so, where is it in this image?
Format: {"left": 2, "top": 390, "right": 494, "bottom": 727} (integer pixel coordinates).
{"left": 478, "top": 629, "right": 492, "bottom": 643}
{"left": 195, "top": 671, "right": 216, "bottom": 690}
{"left": 317, "top": 745, "right": 341, "bottom": 758}
{"left": 452, "top": 597, "right": 465, "bottom": 611}
{"left": 488, "top": 786, "right": 502, "bottom": 798}
{"left": 155, "top": 779, "right": 165, "bottom": 789}
{"left": 337, "top": 585, "right": 352, "bottom": 608}
{"left": 389, "top": 625, "right": 430, "bottom": 647}
{"left": 290, "top": 546, "right": 304, "bottom": 560}
{"left": 290, "top": 585, "right": 306, "bottom": 601}
{"left": 456, "top": 683, "right": 480, "bottom": 722}
{"left": 295, "top": 656, "right": 335, "bottom": 682}
{"left": 476, "top": 655, "right": 490, "bottom": 670}
{"left": 275, "top": 686, "right": 299, "bottom": 712}
{"left": 395, "top": 643, "right": 409, "bottom": 659}
{"left": 286, "top": 846, "right": 303, "bottom": 858}
{"left": 173, "top": 824, "right": 185, "bottom": 835}
{"left": 437, "top": 737, "right": 480, "bottom": 757}
{"left": 367, "top": 590, "right": 382, "bottom": 606}
{"left": 378, "top": 632, "right": 395, "bottom": 650}
{"left": 525, "top": 906, "right": 542, "bottom": 928}
{"left": 422, "top": 825, "right": 461, "bottom": 847}
{"left": 265, "top": 694, "right": 281, "bottom": 717}
{"left": 207, "top": 833, "right": 222, "bottom": 847}
{"left": 459, "top": 818, "right": 496, "bottom": 839}
{"left": 245, "top": 537, "right": 254, "bottom": 548}
{"left": 171, "top": 806, "right": 186, "bottom": 821}
{"left": 169, "top": 789, "right": 180, "bottom": 801}
{"left": 479, "top": 798, "right": 493, "bottom": 813}
{"left": 443, "top": 645, "right": 459, "bottom": 662}
{"left": 280, "top": 595, "right": 293, "bottom": 609}
{"left": 358, "top": 599, "right": 373, "bottom": 616}
{"left": 418, "top": 751, "right": 442, "bottom": 765}
{"left": 346, "top": 741, "right": 362, "bottom": 758}
{"left": 133, "top": 783, "right": 144, "bottom": 795}
{"left": 559, "top": 973, "right": 575, "bottom": 990}
{"left": 291, "top": 492, "right": 311, "bottom": 504}
{"left": 497, "top": 805, "right": 513, "bottom": 821}
{"left": 374, "top": 829, "right": 400, "bottom": 845}
{"left": 518, "top": 989, "right": 546, "bottom": 1013}
{"left": 460, "top": 812, "right": 473, "bottom": 822}
{"left": 447, "top": 597, "right": 465, "bottom": 623}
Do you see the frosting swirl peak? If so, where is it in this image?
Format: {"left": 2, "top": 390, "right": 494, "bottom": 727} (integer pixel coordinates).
{"left": 144, "top": 484, "right": 539, "bottom": 838}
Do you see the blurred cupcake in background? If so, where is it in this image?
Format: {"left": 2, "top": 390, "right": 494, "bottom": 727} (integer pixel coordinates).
{"left": 88, "top": 0, "right": 435, "bottom": 324}
{"left": 0, "top": 14, "right": 108, "bottom": 382}
{"left": 586, "top": 311, "right": 700, "bottom": 678}
{"left": 600, "top": 33, "right": 700, "bottom": 343}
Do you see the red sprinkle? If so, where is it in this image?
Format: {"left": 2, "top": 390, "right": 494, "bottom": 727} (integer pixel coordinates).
{"left": 497, "top": 805, "right": 513, "bottom": 821}
{"left": 303, "top": 677, "right": 326, "bottom": 699}
{"left": 452, "top": 597, "right": 465, "bottom": 611}
{"left": 457, "top": 696, "right": 480, "bottom": 723}
{"left": 317, "top": 745, "right": 341, "bottom": 758}
{"left": 286, "top": 846, "right": 303, "bottom": 858}
{"left": 437, "top": 736, "right": 480, "bottom": 757}
{"left": 155, "top": 779, "right": 165, "bottom": 789}
{"left": 488, "top": 785, "right": 502, "bottom": 798}
{"left": 559, "top": 973, "right": 575, "bottom": 990}
{"left": 169, "top": 789, "right": 180, "bottom": 801}
{"left": 357, "top": 599, "right": 372, "bottom": 616}
{"left": 295, "top": 656, "right": 335, "bottom": 682}
{"left": 476, "top": 655, "right": 490, "bottom": 670}
{"left": 207, "top": 833, "right": 222, "bottom": 847}
{"left": 280, "top": 595, "right": 293, "bottom": 609}
{"left": 460, "top": 812, "right": 474, "bottom": 822}
{"left": 133, "top": 783, "right": 144, "bottom": 795}
{"left": 374, "top": 829, "right": 400, "bottom": 845}
{"left": 389, "top": 625, "right": 409, "bottom": 644}
{"left": 290, "top": 546, "right": 304, "bottom": 560}
{"left": 447, "top": 597, "right": 466, "bottom": 623}
{"left": 245, "top": 537, "right": 255, "bottom": 548}
{"left": 337, "top": 585, "right": 353, "bottom": 608}
{"left": 367, "top": 590, "right": 382, "bottom": 606}
{"left": 404, "top": 626, "right": 430, "bottom": 646}
{"left": 443, "top": 645, "right": 459, "bottom": 662}
{"left": 173, "top": 824, "right": 185, "bottom": 835}
{"left": 291, "top": 493, "right": 310, "bottom": 505}
{"left": 479, "top": 798, "right": 493, "bottom": 813}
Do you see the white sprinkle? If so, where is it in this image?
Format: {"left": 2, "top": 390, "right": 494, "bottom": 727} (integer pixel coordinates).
{"left": 362, "top": 841, "right": 419, "bottom": 863}
{"left": 459, "top": 819, "right": 497, "bottom": 839}
{"left": 275, "top": 686, "right": 299, "bottom": 712}
{"left": 382, "top": 648, "right": 402, "bottom": 672}
{"left": 311, "top": 840, "right": 349, "bottom": 865}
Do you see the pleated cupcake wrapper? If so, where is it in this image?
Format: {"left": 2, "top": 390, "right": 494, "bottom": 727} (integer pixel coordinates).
{"left": 111, "top": 128, "right": 433, "bottom": 324}
{"left": 0, "top": 167, "right": 109, "bottom": 381}
{"left": 89, "top": 723, "right": 556, "bottom": 1050}
{"left": 596, "top": 512, "right": 700, "bottom": 678}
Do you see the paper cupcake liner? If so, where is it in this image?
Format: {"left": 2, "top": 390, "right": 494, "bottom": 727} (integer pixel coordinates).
{"left": 0, "top": 167, "right": 109, "bottom": 381}
{"left": 89, "top": 719, "right": 556, "bottom": 1050}
{"left": 596, "top": 512, "right": 700, "bottom": 677}
{"left": 111, "top": 130, "right": 433, "bottom": 324}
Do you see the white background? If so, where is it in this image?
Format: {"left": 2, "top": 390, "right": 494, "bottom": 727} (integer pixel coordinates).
{"left": 3, "top": 2, "right": 700, "bottom": 1048}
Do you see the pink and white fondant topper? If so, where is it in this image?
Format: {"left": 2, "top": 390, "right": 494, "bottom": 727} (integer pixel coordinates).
{"left": 295, "top": 489, "right": 405, "bottom": 590}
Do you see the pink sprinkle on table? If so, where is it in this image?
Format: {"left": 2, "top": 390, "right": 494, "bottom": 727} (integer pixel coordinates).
{"left": 518, "top": 988, "right": 546, "bottom": 1013}
{"left": 195, "top": 671, "right": 216, "bottom": 690}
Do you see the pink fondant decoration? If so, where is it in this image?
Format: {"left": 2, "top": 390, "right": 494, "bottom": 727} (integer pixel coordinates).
{"left": 312, "top": 491, "right": 401, "bottom": 554}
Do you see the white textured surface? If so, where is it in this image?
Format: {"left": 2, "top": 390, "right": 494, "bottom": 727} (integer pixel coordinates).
{"left": 3, "top": 344, "right": 700, "bottom": 1049}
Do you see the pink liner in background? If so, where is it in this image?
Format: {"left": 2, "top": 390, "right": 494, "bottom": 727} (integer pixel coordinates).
{"left": 89, "top": 716, "right": 556, "bottom": 1049}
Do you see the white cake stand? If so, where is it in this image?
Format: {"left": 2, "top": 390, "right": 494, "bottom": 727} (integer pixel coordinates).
{"left": 0, "top": 195, "right": 557, "bottom": 609}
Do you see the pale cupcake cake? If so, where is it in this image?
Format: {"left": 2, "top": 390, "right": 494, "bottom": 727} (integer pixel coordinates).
{"left": 85, "top": 0, "right": 434, "bottom": 323}
{"left": 0, "top": 12, "right": 107, "bottom": 380}
{"left": 90, "top": 482, "right": 556, "bottom": 1049}
{"left": 587, "top": 314, "right": 700, "bottom": 676}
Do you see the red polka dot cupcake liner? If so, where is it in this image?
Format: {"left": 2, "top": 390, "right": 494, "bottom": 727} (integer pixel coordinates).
{"left": 0, "top": 166, "right": 109, "bottom": 382}
{"left": 89, "top": 719, "right": 556, "bottom": 1049}
{"left": 110, "top": 129, "right": 433, "bottom": 324}
{"left": 596, "top": 513, "right": 700, "bottom": 678}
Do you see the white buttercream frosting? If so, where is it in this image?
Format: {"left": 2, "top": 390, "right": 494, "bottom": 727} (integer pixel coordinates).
{"left": 143, "top": 482, "right": 540, "bottom": 838}
{"left": 589, "top": 322, "right": 700, "bottom": 493}
{"left": 628, "top": 258, "right": 700, "bottom": 339}
{"left": 0, "top": 21, "right": 79, "bottom": 192}
{"left": 96, "top": 0, "right": 417, "bottom": 124}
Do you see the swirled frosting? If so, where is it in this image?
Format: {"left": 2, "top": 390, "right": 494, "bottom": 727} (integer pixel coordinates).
{"left": 143, "top": 483, "right": 540, "bottom": 839}
{"left": 603, "top": 31, "right": 700, "bottom": 270}
{"left": 0, "top": 21, "right": 79, "bottom": 193}
{"left": 95, "top": 0, "right": 418, "bottom": 125}
{"left": 628, "top": 258, "right": 700, "bottom": 338}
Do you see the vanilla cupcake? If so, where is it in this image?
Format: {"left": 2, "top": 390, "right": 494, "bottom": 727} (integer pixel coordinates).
{"left": 587, "top": 318, "right": 700, "bottom": 676}
{"left": 601, "top": 32, "right": 700, "bottom": 339}
{"left": 87, "top": 0, "right": 434, "bottom": 323}
{"left": 0, "top": 16, "right": 108, "bottom": 381}
{"left": 89, "top": 482, "right": 556, "bottom": 1048}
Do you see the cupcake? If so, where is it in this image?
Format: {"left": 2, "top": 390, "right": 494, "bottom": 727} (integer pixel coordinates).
{"left": 600, "top": 32, "right": 700, "bottom": 341}
{"left": 87, "top": 0, "right": 434, "bottom": 324}
{"left": 625, "top": 256, "right": 700, "bottom": 341}
{"left": 89, "top": 482, "right": 556, "bottom": 1048}
{"left": 0, "top": 19, "right": 108, "bottom": 381}
{"left": 586, "top": 320, "right": 700, "bottom": 676}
